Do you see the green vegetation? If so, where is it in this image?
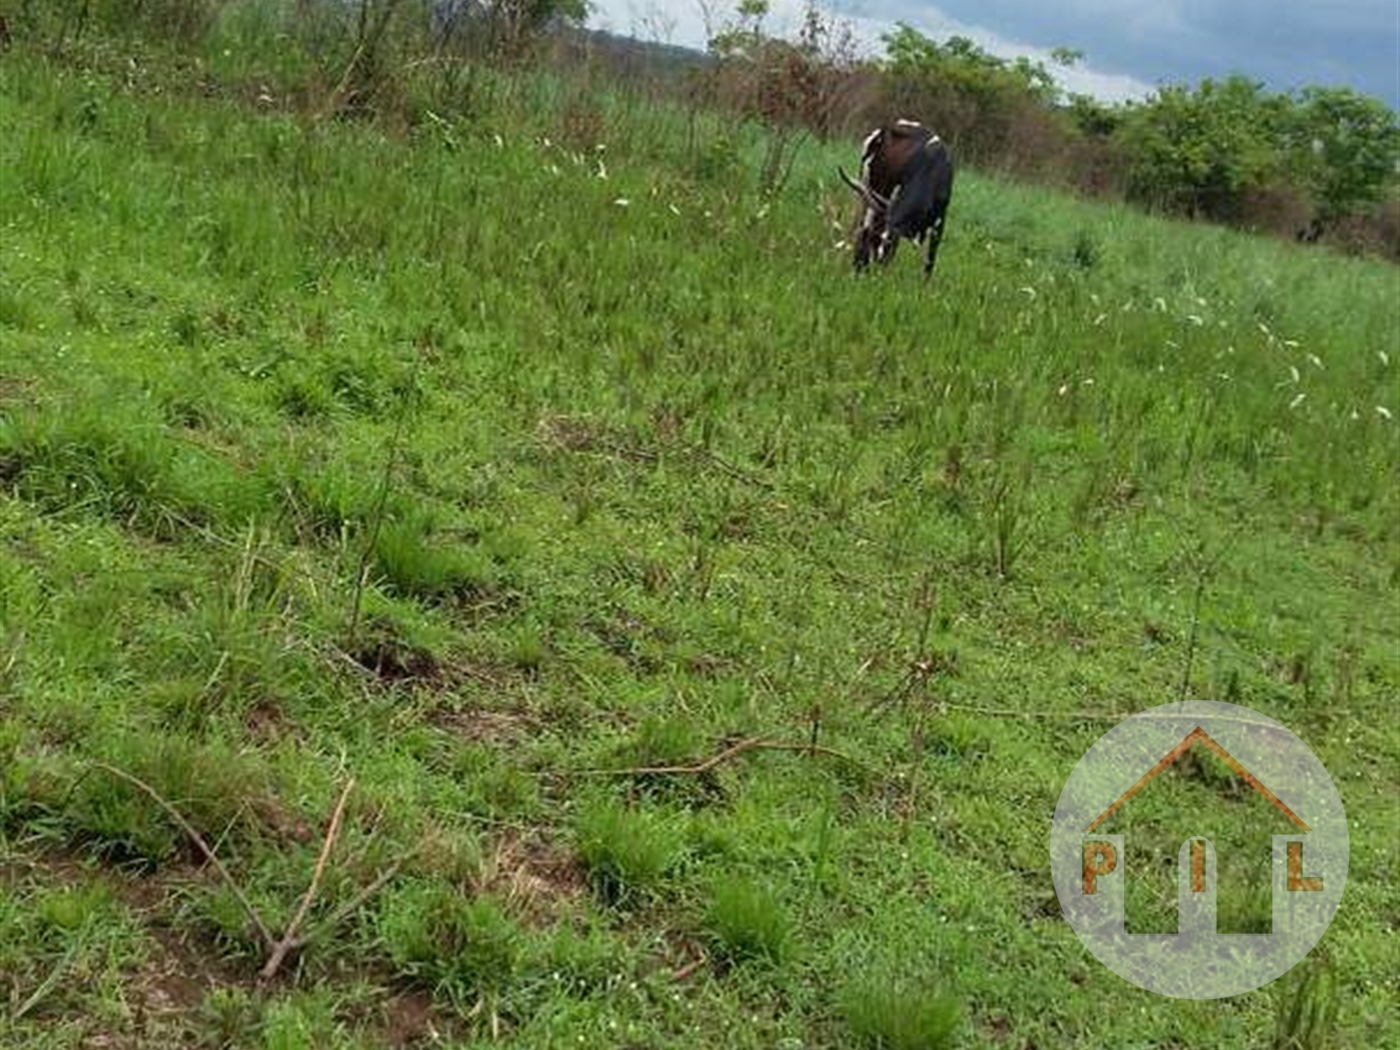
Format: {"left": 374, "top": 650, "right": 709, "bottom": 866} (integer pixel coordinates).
{"left": 0, "top": 4, "right": 1397, "bottom": 1048}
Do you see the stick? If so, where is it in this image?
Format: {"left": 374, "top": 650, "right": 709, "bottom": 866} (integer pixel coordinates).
{"left": 288, "top": 853, "right": 410, "bottom": 952}
{"left": 260, "top": 778, "right": 355, "bottom": 981}
{"left": 576, "top": 736, "right": 863, "bottom": 777}
{"left": 91, "top": 762, "right": 273, "bottom": 950}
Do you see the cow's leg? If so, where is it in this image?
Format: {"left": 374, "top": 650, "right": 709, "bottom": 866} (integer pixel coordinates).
{"left": 923, "top": 208, "right": 948, "bottom": 278}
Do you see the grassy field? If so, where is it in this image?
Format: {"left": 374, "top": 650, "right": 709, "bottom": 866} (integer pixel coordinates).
{"left": 0, "top": 26, "right": 1397, "bottom": 1050}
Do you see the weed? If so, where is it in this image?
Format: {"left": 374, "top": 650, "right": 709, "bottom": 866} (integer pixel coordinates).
{"left": 575, "top": 801, "right": 683, "bottom": 904}
{"left": 703, "top": 877, "right": 792, "bottom": 965}
{"left": 1273, "top": 955, "right": 1340, "bottom": 1050}
{"left": 841, "top": 971, "right": 962, "bottom": 1050}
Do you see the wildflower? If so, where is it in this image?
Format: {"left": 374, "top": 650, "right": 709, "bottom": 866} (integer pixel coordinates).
{"left": 1093, "top": 313, "right": 1108, "bottom": 326}
{"left": 1058, "top": 384, "right": 1070, "bottom": 397}
{"left": 492, "top": 133, "right": 504, "bottom": 148}
{"left": 596, "top": 159, "right": 608, "bottom": 180}
{"left": 1290, "top": 393, "right": 1306, "bottom": 409}
{"left": 1379, "top": 351, "right": 1390, "bottom": 366}
{"left": 1019, "top": 286, "right": 1037, "bottom": 300}
{"left": 1289, "top": 366, "right": 1301, "bottom": 384}
{"left": 613, "top": 198, "right": 630, "bottom": 207}
{"left": 1186, "top": 314, "right": 1204, "bottom": 326}
{"left": 1378, "top": 406, "right": 1394, "bottom": 420}
{"left": 669, "top": 204, "right": 681, "bottom": 216}
{"left": 1307, "top": 353, "right": 1324, "bottom": 370}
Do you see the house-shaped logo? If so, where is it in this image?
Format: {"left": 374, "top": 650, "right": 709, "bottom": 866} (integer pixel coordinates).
{"left": 1051, "top": 702, "right": 1348, "bottom": 999}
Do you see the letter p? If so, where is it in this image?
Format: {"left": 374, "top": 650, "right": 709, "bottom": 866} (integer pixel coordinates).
{"left": 1082, "top": 841, "right": 1117, "bottom": 895}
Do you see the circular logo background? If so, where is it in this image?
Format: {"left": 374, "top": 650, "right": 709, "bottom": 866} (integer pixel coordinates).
{"left": 1050, "top": 700, "right": 1347, "bottom": 999}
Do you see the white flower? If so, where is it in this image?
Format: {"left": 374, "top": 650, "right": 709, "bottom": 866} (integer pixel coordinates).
{"left": 669, "top": 204, "right": 681, "bottom": 216}
{"left": 1290, "top": 393, "right": 1306, "bottom": 409}
{"left": 613, "top": 198, "right": 630, "bottom": 207}
{"left": 1379, "top": 351, "right": 1390, "bottom": 366}
{"left": 1186, "top": 314, "right": 1204, "bottom": 326}
{"left": 1289, "top": 366, "right": 1301, "bottom": 384}
{"left": 1307, "top": 353, "right": 1324, "bottom": 370}
{"left": 1378, "top": 406, "right": 1394, "bottom": 420}
{"left": 1019, "top": 286, "right": 1037, "bottom": 300}
{"left": 492, "top": 133, "right": 504, "bottom": 148}
{"left": 1093, "top": 313, "right": 1108, "bottom": 326}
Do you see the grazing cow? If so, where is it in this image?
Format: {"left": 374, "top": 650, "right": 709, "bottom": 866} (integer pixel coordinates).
{"left": 839, "top": 120, "right": 954, "bottom": 277}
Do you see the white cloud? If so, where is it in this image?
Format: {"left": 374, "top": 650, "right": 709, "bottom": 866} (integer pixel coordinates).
{"left": 587, "top": 0, "right": 1154, "bottom": 101}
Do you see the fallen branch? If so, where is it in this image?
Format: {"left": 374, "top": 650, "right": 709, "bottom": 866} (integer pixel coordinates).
{"left": 92, "top": 762, "right": 274, "bottom": 950}
{"left": 260, "top": 778, "right": 356, "bottom": 981}
{"left": 91, "top": 763, "right": 411, "bottom": 980}
{"left": 289, "top": 852, "right": 413, "bottom": 953}
{"left": 577, "top": 735, "right": 864, "bottom": 777}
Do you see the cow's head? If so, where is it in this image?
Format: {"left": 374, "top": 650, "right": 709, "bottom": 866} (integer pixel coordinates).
{"left": 840, "top": 167, "right": 894, "bottom": 270}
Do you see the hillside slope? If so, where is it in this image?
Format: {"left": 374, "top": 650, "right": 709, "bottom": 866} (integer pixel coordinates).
{"left": 0, "top": 47, "right": 1396, "bottom": 1049}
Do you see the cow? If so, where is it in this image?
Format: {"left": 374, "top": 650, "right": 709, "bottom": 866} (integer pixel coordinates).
{"left": 839, "top": 120, "right": 954, "bottom": 277}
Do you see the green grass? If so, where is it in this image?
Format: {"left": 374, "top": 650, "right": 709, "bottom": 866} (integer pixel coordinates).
{"left": 0, "top": 21, "right": 1397, "bottom": 1050}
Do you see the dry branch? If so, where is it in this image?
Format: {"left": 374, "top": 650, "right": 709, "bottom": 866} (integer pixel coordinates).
{"left": 260, "top": 778, "right": 356, "bottom": 981}
{"left": 91, "top": 761, "right": 274, "bottom": 950}
{"left": 91, "top": 763, "right": 411, "bottom": 979}
{"left": 577, "top": 735, "right": 864, "bottom": 777}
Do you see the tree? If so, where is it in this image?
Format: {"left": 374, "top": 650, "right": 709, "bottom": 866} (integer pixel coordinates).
{"left": 1118, "top": 76, "right": 1288, "bottom": 220}
{"left": 1286, "top": 87, "right": 1400, "bottom": 222}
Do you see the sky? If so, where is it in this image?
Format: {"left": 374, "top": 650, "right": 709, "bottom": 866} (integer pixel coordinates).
{"left": 587, "top": 0, "right": 1400, "bottom": 106}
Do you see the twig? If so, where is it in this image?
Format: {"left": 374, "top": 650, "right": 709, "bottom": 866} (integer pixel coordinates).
{"left": 672, "top": 954, "right": 707, "bottom": 981}
{"left": 290, "top": 853, "right": 413, "bottom": 952}
{"left": 260, "top": 778, "right": 356, "bottom": 981}
{"left": 576, "top": 735, "right": 864, "bottom": 777}
{"left": 91, "top": 762, "right": 273, "bottom": 950}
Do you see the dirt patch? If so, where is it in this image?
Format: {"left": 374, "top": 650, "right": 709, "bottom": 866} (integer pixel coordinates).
{"left": 378, "top": 989, "right": 442, "bottom": 1048}
{"left": 435, "top": 706, "right": 539, "bottom": 744}
{"left": 482, "top": 832, "right": 586, "bottom": 923}
{"left": 245, "top": 699, "right": 297, "bottom": 745}
{"left": 536, "top": 413, "right": 656, "bottom": 463}
{"left": 0, "top": 374, "right": 36, "bottom": 402}
{"left": 350, "top": 638, "right": 446, "bottom": 686}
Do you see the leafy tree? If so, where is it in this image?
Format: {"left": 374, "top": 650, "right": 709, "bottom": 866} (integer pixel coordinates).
{"left": 1117, "top": 76, "right": 1288, "bottom": 219}
{"left": 882, "top": 24, "right": 1057, "bottom": 104}
{"left": 1286, "top": 87, "right": 1400, "bottom": 222}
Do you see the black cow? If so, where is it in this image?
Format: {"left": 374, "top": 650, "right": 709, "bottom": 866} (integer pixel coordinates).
{"left": 839, "top": 120, "right": 954, "bottom": 277}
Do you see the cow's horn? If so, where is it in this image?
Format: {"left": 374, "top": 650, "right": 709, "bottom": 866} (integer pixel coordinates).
{"left": 838, "top": 167, "right": 889, "bottom": 208}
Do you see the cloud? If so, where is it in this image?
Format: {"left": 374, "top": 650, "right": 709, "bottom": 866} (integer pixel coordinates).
{"left": 843, "top": 0, "right": 1400, "bottom": 105}
{"left": 588, "top": 0, "right": 1154, "bottom": 101}
{"left": 587, "top": 0, "right": 1400, "bottom": 106}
